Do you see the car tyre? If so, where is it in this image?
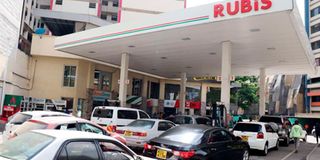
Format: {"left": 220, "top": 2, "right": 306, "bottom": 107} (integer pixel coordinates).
{"left": 262, "top": 143, "right": 268, "bottom": 156}
{"left": 275, "top": 140, "right": 280, "bottom": 150}
{"left": 242, "top": 149, "right": 249, "bottom": 160}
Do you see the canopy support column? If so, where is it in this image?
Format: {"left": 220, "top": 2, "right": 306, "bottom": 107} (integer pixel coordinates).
{"left": 119, "top": 53, "right": 129, "bottom": 107}
{"left": 220, "top": 41, "right": 232, "bottom": 115}
{"left": 179, "top": 72, "right": 187, "bottom": 115}
{"left": 259, "top": 68, "right": 266, "bottom": 116}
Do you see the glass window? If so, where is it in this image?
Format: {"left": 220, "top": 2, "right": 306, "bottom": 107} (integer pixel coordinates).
{"left": 89, "top": 3, "right": 96, "bottom": 8}
{"left": 93, "top": 109, "right": 113, "bottom": 118}
{"left": 139, "top": 111, "right": 149, "bottom": 119}
{"left": 63, "top": 66, "right": 76, "bottom": 87}
{"left": 311, "top": 40, "right": 320, "bottom": 50}
{"left": 101, "top": 13, "right": 107, "bottom": 20}
{"left": 132, "top": 78, "right": 142, "bottom": 96}
{"left": 0, "top": 132, "right": 54, "bottom": 159}
{"left": 311, "top": 23, "right": 320, "bottom": 34}
{"left": 158, "top": 122, "right": 174, "bottom": 131}
{"left": 127, "top": 120, "right": 155, "bottom": 129}
{"left": 15, "top": 121, "right": 48, "bottom": 135}
{"left": 195, "top": 117, "right": 212, "bottom": 125}
{"left": 94, "top": 70, "right": 112, "bottom": 91}
{"left": 111, "top": 14, "right": 118, "bottom": 21}
{"left": 265, "top": 124, "right": 274, "bottom": 133}
{"left": 208, "top": 130, "right": 232, "bottom": 143}
{"left": 165, "top": 84, "right": 180, "bottom": 100}
{"left": 172, "top": 116, "right": 193, "bottom": 125}
{"left": 233, "top": 123, "right": 262, "bottom": 132}
{"left": 56, "top": 0, "right": 63, "bottom": 5}
{"left": 56, "top": 123, "right": 77, "bottom": 131}
{"left": 9, "top": 113, "right": 32, "bottom": 125}
{"left": 98, "top": 141, "right": 133, "bottom": 160}
{"left": 61, "top": 97, "right": 74, "bottom": 113}
{"left": 113, "top": 1, "right": 118, "bottom": 7}
{"left": 102, "top": 0, "right": 108, "bottom": 6}
{"left": 64, "top": 142, "right": 99, "bottom": 160}
{"left": 117, "top": 110, "right": 138, "bottom": 119}
{"left": 79, "top": 123, "right": 104, "bottom": 134}
{"left": 311, "top": 7, "right": 320, "bottom": 17}
{"left": 159, "top": 127, "right": 203, "bottom": 145}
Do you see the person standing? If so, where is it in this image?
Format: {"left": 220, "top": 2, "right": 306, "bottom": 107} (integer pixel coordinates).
{"left": 315, "top": 122, "right": 320, "bottom": 144}
{"left": 290, "top": 120, "right": 303, "bottom": 153}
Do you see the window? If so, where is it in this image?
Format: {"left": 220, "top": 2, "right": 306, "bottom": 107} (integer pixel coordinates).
{"left": 61, "top": 97, "right": 74, "bottom": 112}
{"left": 9, "top": 113, "right": 32, "bottom": 125}
{"left": 56, "top": 0, "right": 63, "bottom": 5}
{"left": 24, "top": 8, "right": 28, "bottom": 18}
{"left": 208, "top": 130, "right": 232, "bottom": 143}
{"left": 172, "top": 116, "right": 193, "bottom": 125}
{"left": 139, "top": 111, "right": 149, "bottom": 119}
{"left": 132, "top": 78, "right": 142, "bottom": 96}
{"left": 79, "top": 123, "right": 104, "bottom": 134}
{"left": 117, "top": 110, "right": 138, "bottom": 119}
{"left": 311, "top": 7, "right": 320, "bottom": 17}
{"left": 158, "top": 122, "right": 175, "bottom": 131}
{"left": 102, "top": 0, "right": 108, "bottom": 6}
{"left": 101, "top": 13, "right": 107, "bottom": 20}
{"left": 98, "top": 141, "right": 133, "bottom": 160}
{"left": 31, "top": 0, "right": 34, "bottom": 6}
{"left": 63, "top": 66, "right": 76, "bottom": 87}
{"left": 315, "top": 58, "right": 320, "bottom": 66}
{"left": 127, "top": 120, "right": 155, "bottom": 129}
{"left": 89, "top": 3, "right": 96, "bottom": 8}
{"left": 111, "top": 14, "right": 118, "bottom": 21}
{"left": 56, "top": 123, "right": 77, "bottom": 130}
{"left": 113, "top": 1, "right": 119, "bottom": 7}
{"left": 94, "top": 70, "right": 112, "bottom": 91}
{"left": 93, "top": 109, "right": 113, "bottom": 118}
{"left": 195, "top": 117, "right": 212, "bottom": 125}
{"left": 233, "top": 123, "right": 262, "bottom": 132}
{"left": 265, "top": 124, "right": 274, "bottom": 133}
{"left": 311, "top": 40, "right": 320, "bottom": 50}
{"left": 311, "top": 23, "right": 320, "bottom": 34}
{"left": 15, "top": 121, "right": 48, "bottom": 135}
{"left": 58, "top": 142, "right": 99, "bottom": 160}
{"left": 29, "top": 13, "right": 33, "bottom": 22}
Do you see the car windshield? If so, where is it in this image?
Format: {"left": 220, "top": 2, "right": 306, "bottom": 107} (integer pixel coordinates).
{"left": 0, "top": 132, "right": 54, "bottom": 160}
{"left": 15, "top": 121, "right": 48, "bottom": 135}
{"left": 127, "top": 120, "right": 155, "bottom": 129}
{"left": 259, "top": 116, "right": 282, "bottom": 124}
{"left": 172, "top": 116, "right": 193, "bottom": 125}
{"left": 233, "top": 123, "right": 262, "bottom": 132}
{"left": 9, "top": 113, "right": 32, "bottom": 125}
{"left": 158, "top": 127, "right": 203, "bottom": 145}
{"left": 93, "top": 109, "right": 113, "bottom": 118}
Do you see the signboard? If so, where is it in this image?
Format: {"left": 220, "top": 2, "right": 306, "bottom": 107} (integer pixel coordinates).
{"left": 164, "top": 100, "right": 176, "bottom": 108}
{"left": 93, "top": 90, "right": 111, "bottom": 102}
{"left": 3, "top": 95, "right": 23, "bottom": 108}
{"left": 31, "top": 98, "right": 46, "bottom": 104}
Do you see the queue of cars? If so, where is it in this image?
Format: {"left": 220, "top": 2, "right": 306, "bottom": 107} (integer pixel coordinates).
{"left": 0, "top": 107, "right": 308, "bottom": 160}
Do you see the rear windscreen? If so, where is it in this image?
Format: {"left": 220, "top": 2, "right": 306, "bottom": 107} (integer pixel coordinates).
{"left": 233, "top": 123, "right": 262, "bottom": 132}
{"left": 93, "top": 109, "right": 113, "bottom": 118}
{"left": 9, "top": 113, "right": 32, "bottom": 125}
{"left": 15, "top": 121, "right": 48, "bottom": 135}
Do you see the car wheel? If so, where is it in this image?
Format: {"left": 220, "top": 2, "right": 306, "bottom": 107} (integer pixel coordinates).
{"left": 275, "top": 140, "right": 280, "bottom": 150}
{"left": 262, "top": 143, "right": 268, "bottom": 156}
{"left": 242, "top": 149, "right": 249, "bottom": 160}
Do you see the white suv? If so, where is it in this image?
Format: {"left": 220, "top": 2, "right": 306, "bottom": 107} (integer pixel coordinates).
{"left": 233, "top": 122, "right": 279, "bottom": 156}
{"left": 91, "top": 106, "right": 150, "bottom": 127}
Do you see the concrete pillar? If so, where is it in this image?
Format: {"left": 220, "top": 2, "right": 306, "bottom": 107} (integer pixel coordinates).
{"left": 259, "top": 68, "right": 266, "bottom": 116}
{"left": 201, "top": 83, "right": 207, "bottom": 116}
{"left": 141, "top": 77, "right": 149, "bottom": 111}
{"left": 220, "top": 41, "right": 232, "bottom": 114}
{"left": 179, "top": 72, "right": 187, "bottom": 115}
{"left": 119, "top": 53, "right": 129, "bottom": 107}
{"left": 158, "top": 79, "right": 166, "bottom": 113}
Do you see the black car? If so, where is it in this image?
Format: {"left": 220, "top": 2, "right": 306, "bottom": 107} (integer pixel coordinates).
{"left": 143, "top": 125, "right": 249, "bottom": 160}
{"left": 165, "top": 115, "right": 212, "bottom": 126}
{"left": 259, "top": 115, "right": 291, "bottom": 146}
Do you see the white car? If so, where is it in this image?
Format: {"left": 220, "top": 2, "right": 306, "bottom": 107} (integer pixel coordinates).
{"left": 233, "top": 122, "right": 279, "bottom": 156}
{"left": 3, "top": 111, "right": 70, "bottom": 141}
{"left": 0, "top": 130, "right": 154, "bottom": 160}
{"left": 91, "top": 106, "right": 150, "bottom": 127}
{"left": 116, "top": 119, "right": 176, "bottom": 148}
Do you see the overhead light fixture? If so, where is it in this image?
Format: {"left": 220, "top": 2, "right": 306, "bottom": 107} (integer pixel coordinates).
{"left": 249, "top": 28, "right": 261, "bottom": 32}
{"left": 181, "top": 37, "right": 191, "bottom": 41}
{"left": 161, "top": 57, "right": 167, "bottom": 59}
{"left": 128, "top": 45, "right": 135, "bottom": 48}
{"left": 89, "top": 51, "right": 95, "bottom": 53}
{"left": 267, "top": 47, "right": 276, "bottom": 50}
{"left": 209, "top": 52, "right": 216, "bottom": 55}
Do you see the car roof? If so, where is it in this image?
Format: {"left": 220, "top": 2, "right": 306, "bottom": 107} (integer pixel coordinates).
{"left": 30, "top": 116, "right": 90, "bottom": 124}
{"left": 32, "top": 130, "right": 112, "bottom": 140}
{"left": 20, "top": 111, "right": 69, "bottom": 116}
{"left": 174, "top": 124, "right": 216, "bottom": 132}
{"left": 236, "top": 122, "right": 268, "bottom": 126}
{"left": 93, "top": 106, "right": 144, "bottom": 111}
{"left": 134, "top": 119, "right": 172, "bottom": 122}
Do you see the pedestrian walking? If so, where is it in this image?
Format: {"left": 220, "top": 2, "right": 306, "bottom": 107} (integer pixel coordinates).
{"left": 290, "top": 120, "right": 303, "bottom": 153}
{"left": 315, "top": 122, "right": 320, "bottom": 144}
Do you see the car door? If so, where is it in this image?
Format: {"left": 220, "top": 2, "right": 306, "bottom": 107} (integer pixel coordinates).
{"left": 265, "top": 124, "right": 277, "bottom": 148}
{"left": 56, "top": 141, "right": 101, "bottom": 160}
{"left": 96, "top": 140, "right": 136, "bottom": 160}
{"left": 205, "top": 130, "right": 230, "bottom": 159}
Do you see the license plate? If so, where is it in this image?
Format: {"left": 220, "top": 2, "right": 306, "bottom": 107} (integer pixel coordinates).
{"left": 241, "top": 136, "right": 249, "bottom": 141}
{"left": 156, "top": 149, "right": 167, "bottom": 159}
{"left": 124, "top": 131, "right": 132, "bottom": 136}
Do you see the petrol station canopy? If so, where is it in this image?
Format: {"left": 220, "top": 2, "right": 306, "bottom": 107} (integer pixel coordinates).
{"left": 55, "top": 0, "right": 315, "bottom": 78}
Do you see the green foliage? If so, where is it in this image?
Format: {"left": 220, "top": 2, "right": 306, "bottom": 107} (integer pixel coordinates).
{"left": 231, "top": 76, "right": 259, "bottom": 110}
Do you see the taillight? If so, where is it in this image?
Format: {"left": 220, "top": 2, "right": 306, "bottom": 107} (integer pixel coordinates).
{"left": 173, "top": 150, "right": 195, "bottom": 159}
{"left": 116, "top": 130, "right": 125, "bottom": 134}
{"left": 257, "top": 132, "right": 264, "bottom": 139}
{"left": 133, "top": 132, "right": 147, "bottom": 137}
{"left": 107, "top": 125, "right": 117, "bottom": 132}
{"left": 144, "top": 143, "right": 153, "bottom": 150}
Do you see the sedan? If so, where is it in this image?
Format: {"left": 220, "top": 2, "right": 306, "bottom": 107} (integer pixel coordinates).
{"left": 116, "top": 119, "right": 176, "bottom": 148}
{"left": 0, "top": 130, "right": 154, "bottom": 160}
{"left": 232, "top": 122, "right": 279, "bottom": 155}
{"left": 143, "top": 125, "right": 249, "bottom": 160}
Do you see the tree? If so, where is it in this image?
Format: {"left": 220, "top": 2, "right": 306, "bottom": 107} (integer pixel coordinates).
{"left": 231, "top": 76, "right": 259, "bottom": 110}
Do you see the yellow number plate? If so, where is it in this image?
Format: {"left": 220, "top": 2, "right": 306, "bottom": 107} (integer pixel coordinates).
{"left": 156, "top": 149, "right": 167, "bottom": 159}
{"left": 241, "top": 136, "right": 249, "bottom": 141}
{"left": 124, "top": 131, "right": 132, "bottom": 136}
